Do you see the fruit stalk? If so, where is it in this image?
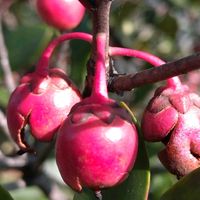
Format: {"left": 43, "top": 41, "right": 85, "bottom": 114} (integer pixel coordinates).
{"left": 55, "top": 31, "right": 139, "bottom": 192}
{"left": 55, "top": 2, "right": 138, "bottom": 191}
{"left": 109, "top": 52, "right": 200, "bottom": 91}
{"left": 84, "top": 0, "right": 112, "bottom": 96}
{"left": 36, "top": 32, "right": 92, "bottom": 77}
{"left": 6, "top": 32, "right": 93, "bottom": 152}
{"left": 92, "top": 33, "right": 108, "bottom": 99}
{"left": 109, "top": 47, "right": 182, "bottom": 88}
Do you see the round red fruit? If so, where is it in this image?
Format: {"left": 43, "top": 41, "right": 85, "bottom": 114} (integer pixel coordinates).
{"left": 36, "top": 0, "right": 85, "bottom": 30}
{"left": 56, "top": 101, "right": 138, "bottom": 191}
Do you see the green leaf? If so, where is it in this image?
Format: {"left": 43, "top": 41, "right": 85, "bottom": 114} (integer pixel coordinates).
{"left": 3, "top": 24, "right": 53, "bottom": 71}
{"left": 161, "top": 167, "right": 200, "bottom": 200}
{"left": 0, "top": 185, "right": 14, "bottom": 200}
{"left": 74, "top": 103, "right": 150, "bottom": 200}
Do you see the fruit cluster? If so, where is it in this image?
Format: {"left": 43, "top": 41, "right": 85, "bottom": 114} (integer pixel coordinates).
{"left": 6, "top": 0, "right": 200, "bottom": 197}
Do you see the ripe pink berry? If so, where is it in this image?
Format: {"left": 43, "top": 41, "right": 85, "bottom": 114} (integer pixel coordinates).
{"left": 142, "top": 84, "right": 200, "bottom": 177}
{"left": 36, "top": 0, "right": 85, "bottom": 30}
{"left": 56, "top": 99, "right": 138, "bottom": 191}
{"left": 55, "top": 34, "right": 138, "bottom": 192}
{"left": 6, "top": 32, "right": 92, "bottom": 152}
{"left": 7, "top": 68, "right": 81, "bottom": 152}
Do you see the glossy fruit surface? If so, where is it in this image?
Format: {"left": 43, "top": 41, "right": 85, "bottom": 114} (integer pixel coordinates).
{"left": 36, "top": 0, "right": 85, "bottom": 30}
{"left": 7, "top": 68, "right": 81, "bottom": 152}
{"left": 56, "top": 99, "right": 138, "bottom": 191}
{"left": 56, "top": 33, "right": 138, "bottom": 192}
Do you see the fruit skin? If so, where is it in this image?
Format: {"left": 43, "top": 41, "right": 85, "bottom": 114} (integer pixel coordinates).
{"left": 36, "top": 0, "right": 85, "bottom": 30}
{"left": 56, "top": 100, "right": 138, "bottom": 191}
{"left": 141, "top": 84, "right": 200, "bottom": 177}
{"left": 7, "top": 68, "right": 81, "bottom": 152}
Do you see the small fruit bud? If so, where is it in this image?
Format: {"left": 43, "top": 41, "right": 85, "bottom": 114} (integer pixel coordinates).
{"left": 142, "top": 84, "right": 200, "bottom": 177}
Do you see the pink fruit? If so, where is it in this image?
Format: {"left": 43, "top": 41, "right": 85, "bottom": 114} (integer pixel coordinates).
{"left": 6, "top": 32, "right": 93, "bottom": 152}
{"left": 55, "top": 34, "right": 138, "bottom": 192}
{"left": 109, "top": 45, "right": 200, "bottom": 178}
{"left": 7, "top": 68, "right": 81, "bottom": 152}
{"left": 56, "top": 99, "right": 138, "bottom": 191}
{"left": 141, "top": 85, "right": 180, "bottom": 142}
{"left": 36, "top": 0, "right": 85, "bottom": 30}
{"left": 142, "top": 84, "right": 200, "bottom": 177}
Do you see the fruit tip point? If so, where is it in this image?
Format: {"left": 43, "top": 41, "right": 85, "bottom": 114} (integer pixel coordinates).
{"left": 95, "top": 190, "right": 103, "bottom": 200}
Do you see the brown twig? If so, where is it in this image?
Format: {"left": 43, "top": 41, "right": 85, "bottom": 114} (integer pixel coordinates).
{"left": 83, "top": 0, "right": 112, "bottom": 97}
{"left": 109, "top": 52, "right": 200, "bottom": 92}
{"left": 91, "top": 0, "right": 111, "bottom": 57}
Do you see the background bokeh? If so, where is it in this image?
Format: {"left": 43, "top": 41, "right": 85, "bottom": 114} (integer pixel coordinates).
{"left": 0, "top": 0, "right": 200, "bottom": 199}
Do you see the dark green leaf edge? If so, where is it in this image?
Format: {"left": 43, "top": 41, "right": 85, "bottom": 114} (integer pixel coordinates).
{"left": 161, "top": 167, "right": 200, "bottom": 200}
{"left": 0, "top": 185, "right": 14, "bottom": 200}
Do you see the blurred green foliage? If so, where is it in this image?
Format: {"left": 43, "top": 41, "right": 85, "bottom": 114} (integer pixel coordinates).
{"left": 0, "top": 0, "right": 200, "bottom": 200}
{"left": 10, "top": 186, "right": 47, "bottom": 200}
